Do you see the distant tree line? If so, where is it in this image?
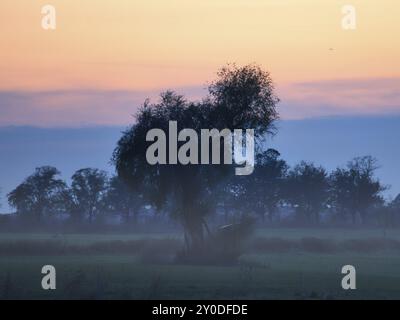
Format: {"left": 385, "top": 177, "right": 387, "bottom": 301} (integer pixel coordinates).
{"left": 6, "top": 166, "right": 143, "bottom": 225}
{"left": 5, "top": 155, "right": 399, "bottom": 228}
{"left": 223, "top": 151, "right": 398, "bottom": 226}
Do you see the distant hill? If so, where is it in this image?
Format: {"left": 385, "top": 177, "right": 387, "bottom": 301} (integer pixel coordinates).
{"left": 1, "top": 116, "right": 399, "bottom": 210}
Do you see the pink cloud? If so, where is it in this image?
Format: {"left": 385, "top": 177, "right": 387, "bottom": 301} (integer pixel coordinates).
{"left": 0, "top": 78, "right": 399, "bottom": 127}
{"left": 277, "top": 78, "right": 400, "bottom": 119}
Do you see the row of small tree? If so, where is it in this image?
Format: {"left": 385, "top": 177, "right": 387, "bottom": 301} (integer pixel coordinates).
{"left": 7, "top": 167, "right": 142, "bottom": 224}
{"left": 6, "top": 155, "right": 399, "bottom": 226}
{"left": 224, "top": 150, "right": 399, "bottom": 225}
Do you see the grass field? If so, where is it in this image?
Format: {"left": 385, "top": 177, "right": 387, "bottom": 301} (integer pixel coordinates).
{"left": 1, "top": 228, "right": 400, "bottom": 299}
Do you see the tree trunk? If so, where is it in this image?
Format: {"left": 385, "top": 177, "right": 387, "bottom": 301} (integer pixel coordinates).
{"left": 182, "top": 216, "right": 205, "bottom": 253}
{"left": 351, "top": 211, "right": 356, "bottom": 225}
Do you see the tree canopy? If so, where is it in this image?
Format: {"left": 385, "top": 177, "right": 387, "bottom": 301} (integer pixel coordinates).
{"left": 112, "top": 64, "right": 280, "bottom": 254}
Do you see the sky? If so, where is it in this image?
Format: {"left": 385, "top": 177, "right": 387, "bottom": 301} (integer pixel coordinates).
{"left": 0, "top": 0, "right": 399, "bottom": 126}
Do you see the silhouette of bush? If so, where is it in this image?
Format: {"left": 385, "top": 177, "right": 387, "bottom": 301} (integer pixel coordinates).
{"left": 175, "top": 217, "right": 255, "bottom": 265}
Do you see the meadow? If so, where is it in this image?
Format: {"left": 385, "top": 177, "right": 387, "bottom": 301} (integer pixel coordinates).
{"left": 1, "top": 228, "right": 400, "bottom": 300}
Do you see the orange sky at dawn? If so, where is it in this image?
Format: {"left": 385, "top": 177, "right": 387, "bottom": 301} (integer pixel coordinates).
{"left": 0, "top": 0, "right": 399, "bottom": 125}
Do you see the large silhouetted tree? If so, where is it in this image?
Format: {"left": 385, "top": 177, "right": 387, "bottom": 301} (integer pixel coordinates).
{"left": 7, "top": 166, "right": 67, "bottom": 221}
{"left": 112, "top": 64, "right": 279, "bottom": 257}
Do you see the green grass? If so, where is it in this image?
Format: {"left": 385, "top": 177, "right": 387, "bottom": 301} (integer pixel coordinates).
{"left": 1, "top": 228, "right": 400, "bottom": 299}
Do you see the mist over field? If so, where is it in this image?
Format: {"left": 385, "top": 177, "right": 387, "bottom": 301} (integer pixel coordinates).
{"left": 1, "top": 115, "right": 399, "bottom": 211}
